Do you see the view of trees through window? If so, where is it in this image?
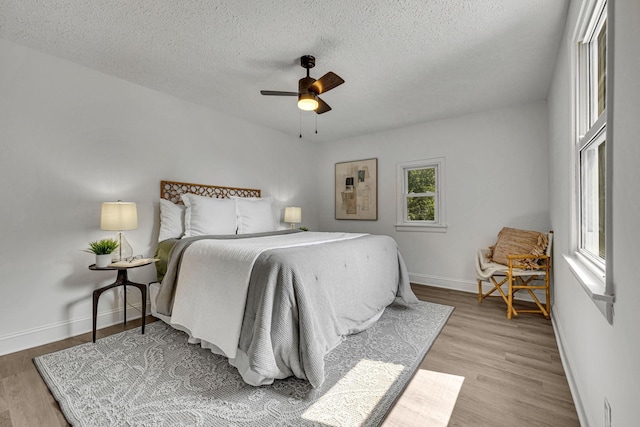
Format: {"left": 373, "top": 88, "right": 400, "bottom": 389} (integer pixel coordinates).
{"left": 597, "top": 20, "right": 607, "bottom": 116}
{"left": 407, "top": 168, "right": 435, "bottom": 221}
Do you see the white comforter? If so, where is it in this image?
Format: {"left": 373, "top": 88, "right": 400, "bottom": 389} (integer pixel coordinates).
{"left": 169, "top": 232, "right": 365, "bottom": 358}
{"left": 155, "top": 230, "right": 418, "bottom": 387}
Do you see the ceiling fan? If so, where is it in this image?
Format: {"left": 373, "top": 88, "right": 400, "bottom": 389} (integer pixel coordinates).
{"left": 260, "top": 55, "right": 345, "bottom": 114}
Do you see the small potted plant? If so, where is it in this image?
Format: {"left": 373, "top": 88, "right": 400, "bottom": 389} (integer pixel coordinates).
{"left": 85, "top": 238, "right": 119, "bottom": 268}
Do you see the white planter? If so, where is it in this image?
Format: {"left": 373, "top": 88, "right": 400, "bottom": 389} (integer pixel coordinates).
{"left": 95, "top": 254, "right": 112, "bottom": 268}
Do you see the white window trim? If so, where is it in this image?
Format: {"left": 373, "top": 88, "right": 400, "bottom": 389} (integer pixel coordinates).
{"left": 395, "top": 157, "right": 447, "bottom": 232}
{"left": 567, "top": 0, "right": 614, "bottom": 323}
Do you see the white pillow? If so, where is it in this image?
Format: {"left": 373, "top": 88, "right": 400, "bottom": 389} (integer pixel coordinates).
{"left": 181, "top": 193, "right": 237, "bottom": 237}
{"left": 158, "top": 198, "right": 185, "bottom": 242}
{"left": 235, "top": 196, "right": 276, "bottom": 234}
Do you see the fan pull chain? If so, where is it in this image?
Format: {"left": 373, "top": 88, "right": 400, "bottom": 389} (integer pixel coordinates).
{"left": 299, "top": 111, "right": 302, "bottom": 138}
{"left": 315, "top": 114, "right": 318, "bottom": 134}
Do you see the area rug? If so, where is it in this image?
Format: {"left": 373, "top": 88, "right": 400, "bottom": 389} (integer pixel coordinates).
{"left": 34, "top": 300, "right": 453, "bottom": 426}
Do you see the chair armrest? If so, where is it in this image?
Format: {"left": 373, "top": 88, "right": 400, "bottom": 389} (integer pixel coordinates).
{"left": 507, "top": 253, "right": 550, "bottom": 271}
{"left": 506, "top": 254, "right": 549, "bottom": 260}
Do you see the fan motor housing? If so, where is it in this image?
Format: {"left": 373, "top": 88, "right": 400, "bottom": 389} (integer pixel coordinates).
{"left": 299, "top": 76, "right": 316, "bottom": 93}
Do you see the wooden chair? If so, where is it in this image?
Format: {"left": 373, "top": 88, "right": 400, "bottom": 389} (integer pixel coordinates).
{"left": 476, "top": 231, "right": 553, "bottom": 319}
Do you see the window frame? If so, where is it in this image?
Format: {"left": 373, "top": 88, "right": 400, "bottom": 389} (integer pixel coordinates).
{"left": 566, "top": 0, "right": 614, "bottom": 323}
{"left": 578, "top": 121, "right": 606, "bottom": 268}
{"left": 395, "top": 157, "right": 447, "bottom": 232}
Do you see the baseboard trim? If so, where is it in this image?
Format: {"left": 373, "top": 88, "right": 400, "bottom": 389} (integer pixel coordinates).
{"left": 409, "top": 272, "right": 545, "bottom": 303}
{"left": 409, "top": 273, "right": 474, "bottom": 292}
{"left": 0, "top": 302, "right": 149, "bottom": 356}
{"left": 551, "top": 311, "right": 589, "bottom": 427}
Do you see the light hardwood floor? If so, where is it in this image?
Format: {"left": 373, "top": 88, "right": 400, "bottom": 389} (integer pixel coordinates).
{"left": 0, "top": 285, "right": 580, "bottom": 426}
{"left": 416, "top": 285, "right": 580, "bottom": 426}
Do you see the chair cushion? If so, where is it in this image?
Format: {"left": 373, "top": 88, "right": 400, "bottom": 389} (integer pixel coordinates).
{"left": 489, "top": 227, "right": 548, "bottom": 268}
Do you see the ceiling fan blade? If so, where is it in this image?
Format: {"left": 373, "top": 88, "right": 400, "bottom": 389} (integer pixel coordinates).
{"left": 315, "top": 97, "right": 332, "bottom": 114}
{"left": 260, "top": 90, "right": 298, "bottom": 96}
{"left": 309, "top": 72, "right": 345, "bottom": 94}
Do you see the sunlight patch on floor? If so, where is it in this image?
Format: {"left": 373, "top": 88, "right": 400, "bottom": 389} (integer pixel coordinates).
{"left": 302, "top": 359, "right": 403, "bottom": 427}
{"left": 382, "top": 368, "right": 465, "bottom": 427}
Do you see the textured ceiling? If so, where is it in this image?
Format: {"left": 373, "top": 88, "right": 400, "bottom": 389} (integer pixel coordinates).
{"left": 0, "top": 0, "right": 569, "bottom": 142}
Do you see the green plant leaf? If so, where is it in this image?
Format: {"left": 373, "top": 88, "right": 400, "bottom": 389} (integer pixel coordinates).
{"left": 85, "top": 238, "right": 119, "bottom": 255}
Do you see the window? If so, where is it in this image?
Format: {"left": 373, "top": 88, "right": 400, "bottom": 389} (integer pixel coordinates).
{"left": 566, "top": 0, "right": 614, "bottom": 322}
{"left": 396, "top": 158, "right": 446, "bottom": 232}
{"left": 576, "top": 0, "right": 607, "bottom": 270}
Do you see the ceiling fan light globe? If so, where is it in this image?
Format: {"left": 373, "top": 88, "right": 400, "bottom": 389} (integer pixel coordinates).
{"left": 298, "top": 93, "right": 319, "bottom": 111}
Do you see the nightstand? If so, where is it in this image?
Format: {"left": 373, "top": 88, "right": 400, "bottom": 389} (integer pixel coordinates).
{"left": 89, "top": 261, "right": 152, "bottom": 343}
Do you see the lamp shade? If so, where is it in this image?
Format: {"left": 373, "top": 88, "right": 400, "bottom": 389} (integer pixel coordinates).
{"left": 284, "top": 207, "right": 302, "bottom": 224}
{"left": 100, "top": 201, "right": 138, "bottom": 231}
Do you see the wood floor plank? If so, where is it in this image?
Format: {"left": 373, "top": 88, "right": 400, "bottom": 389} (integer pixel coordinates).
{"left": 0, "top": 382, "right": 12, "bottom": 427}
{"left": 0, "top": 410, "right": 13, "bottom": 427}
{"left": 2, "top": 371, "right": 66, "bottom": 427}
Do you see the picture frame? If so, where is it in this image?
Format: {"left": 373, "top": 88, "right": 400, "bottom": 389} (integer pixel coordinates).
{"left": 335, "top": 158, "right": 378, "bottom": 220}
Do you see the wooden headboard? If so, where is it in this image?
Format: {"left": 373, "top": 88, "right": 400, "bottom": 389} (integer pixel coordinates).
{"left": 160, "top": 180, "right": 261, "bottom": 204}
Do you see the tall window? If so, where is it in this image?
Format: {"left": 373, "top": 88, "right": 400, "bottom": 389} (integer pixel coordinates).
{"left": 396, "top": 158, "right": 446, "bottom": 232}
{"left": 576, "top": 0, "right": 607, "bottom": 269}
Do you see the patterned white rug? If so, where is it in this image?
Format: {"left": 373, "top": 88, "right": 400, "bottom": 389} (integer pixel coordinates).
{"left": 35, "top": 301, "right": 454, "bottom": 426}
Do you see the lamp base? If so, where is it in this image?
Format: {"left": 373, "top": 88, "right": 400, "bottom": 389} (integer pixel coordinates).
{"left": 112, "top": 231, "right": 133, "bottom": 262}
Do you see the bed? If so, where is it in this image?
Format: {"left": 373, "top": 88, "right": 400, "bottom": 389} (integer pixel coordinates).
{"left": 150, "top": 180, "right": 419, "bottom": 388}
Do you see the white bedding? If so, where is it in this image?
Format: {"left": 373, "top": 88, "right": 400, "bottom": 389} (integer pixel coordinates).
{"left": 167, "top": 232, "right": 364, "bottom": 358}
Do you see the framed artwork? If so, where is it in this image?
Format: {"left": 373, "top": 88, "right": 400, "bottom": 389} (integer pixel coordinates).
{"left": 335, "top": 158, "right": 378, "bottom": 220}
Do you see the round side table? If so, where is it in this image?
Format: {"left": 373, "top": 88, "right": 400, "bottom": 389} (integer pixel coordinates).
{"left": 89, "top": 261, "right": 152, "bottom": 343}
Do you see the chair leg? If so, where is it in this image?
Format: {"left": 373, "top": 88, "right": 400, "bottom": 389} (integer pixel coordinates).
{"left": 545, "top": 266, "right": 551, "bottom": 319}
{"left": 479, "top": 278, "right": 504, "bottom": 302}
{"left": 507, "top": 275, "right": 514, "bottom": 319}
{"left": 511, "top": 275, "right": 550, "bottom": 319}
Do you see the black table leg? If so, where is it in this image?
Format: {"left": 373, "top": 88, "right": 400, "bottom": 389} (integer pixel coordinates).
{"left": 127, "top": 282, "right": 147, "bottom": 335}
{"left": 92, "top": 269, "right": 147, "bottom": 343}
{"left": 123, "top": 282, "right": 127, "bottom": 326}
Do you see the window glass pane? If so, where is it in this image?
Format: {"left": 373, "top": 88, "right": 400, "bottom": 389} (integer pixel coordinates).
{"left": 407, "top": 196, "right": 434, "bottom": 221}
{"left": 581, "top": 138, "right": 606, "bottom": 260}
{"left": 597, "top": 20, "right": 607, "bottom": 116}
{"left": 397, "top": 158, "right": 445, "bottom": 229}
{"left": 598, "top": 141, "right": 606, "bottom": 258}
{"left": 407, "top": 168, "right": 435, "bottom": 193}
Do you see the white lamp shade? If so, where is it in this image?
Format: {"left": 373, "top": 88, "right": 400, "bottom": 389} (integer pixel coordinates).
{"left": 284, "top": 207, "right": 302, "bottom": 224}
{"left": 100, "top": 201, "right": 138, "bottom": 231}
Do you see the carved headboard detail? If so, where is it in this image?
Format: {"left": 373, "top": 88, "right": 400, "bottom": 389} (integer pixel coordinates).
{"left": 161, "top": 180, "right": 261, "bottom": 204}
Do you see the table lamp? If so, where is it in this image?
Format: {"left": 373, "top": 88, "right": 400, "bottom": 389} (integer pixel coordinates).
{"left": 100, "top": 201, "right": 138, "bottom": 261}
{"left": 284, "top": 207, "right": 302, "bottom": 229}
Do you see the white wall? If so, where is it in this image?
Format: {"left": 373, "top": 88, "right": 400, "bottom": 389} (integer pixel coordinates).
{"left": 0, "top": 38, "right": 319, "bottom": 355}
{"left": 316, "top": 102, "right": 550, "bottom": 292}
{"left": 548, "top": 0, "right": 640, "bottom": 425}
